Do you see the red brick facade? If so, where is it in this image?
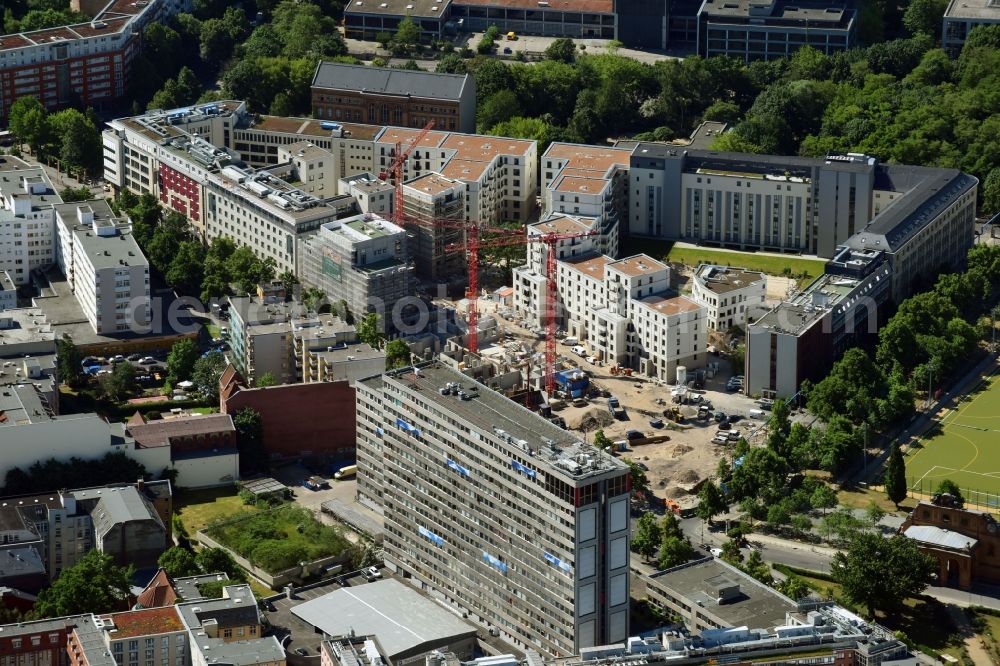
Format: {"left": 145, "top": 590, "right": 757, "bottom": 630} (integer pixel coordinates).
{"left": 220, "top": 367, "right": 357, "bottom": 460}
{"left": 158, "top": 163, "right": 201, "bottom": 223}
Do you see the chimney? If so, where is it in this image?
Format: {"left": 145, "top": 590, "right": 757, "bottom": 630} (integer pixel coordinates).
{"left": 137, "top": 477, "right": 145, "bottom": 493}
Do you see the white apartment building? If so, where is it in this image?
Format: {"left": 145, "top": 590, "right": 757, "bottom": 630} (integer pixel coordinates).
{"left": 515, "top": 219, "right": 706, "bottom": 379}
{"left": 0, "top": 270, "right": 15, "bottom": 310}
{"left": 53, "top": 201, "right": 149, "bottom": 335}
{"left": 277, "top": 141, "right": 340, "bottom": 196}
{"left": 339, "top": 172, "right": 394, "bottom": 216}
{"left": 356, "top": 363, "right": 631, "bottom": 656}
{"left": 541, "top": 143, "right": 632, "bottom": 257}
{"left": 0, "top": 167, "right": 57, "bottom": 285}
{"left": 690, "top": 264, "right": 767, "bottom": 331}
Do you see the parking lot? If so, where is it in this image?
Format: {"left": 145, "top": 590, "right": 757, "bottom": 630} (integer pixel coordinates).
{"left": 270, "top": 463, "right": 384, "bottom": 536}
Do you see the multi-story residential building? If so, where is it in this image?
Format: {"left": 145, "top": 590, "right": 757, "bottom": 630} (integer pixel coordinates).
{"left": 312, "top": 62, "right": 476, "bottom": 134}
{"left": 745, "top": 247, "right": 891, "bottom": 398}
{"left": 628, "top": 146, "right": 978, "bottom": 301}
{"left": 0, "top": 270, "right": 15, "bottom": 310}
{"left": 299, "top": 213, "right": 414, "bottom": 328}
{"left": 90, "top": 607, "right": 188, "bottom": 666}
{"left": 400, "top": 174, "right": 465, "bottom": 280}
{"left": 306, "top": 342, "right": 385, "bottom": 384}
{"left": 0, "top": 480, "right": 171, "bottom": 580}
{"left": 515, "top": 220, "right": 706, "bottom": 379}
{"left": 340, "top": 173, "right": 394, "bottom": 217}
{"left": 0, "top": 164, "right": 59, "bottom": 285}
{"left": 696, "top": 0, "right": 857, "bottom": 61}
{"left": 0, "top": 616, "right": 85, "bottom": 666}
{"left": 176, "top": 583, "right": 285, "bottom": 666}
{"left": 356, "top": 363, "right": 632, "bottom": 656}
{"left": 541, "top": 143, "right": 632, "bottom": 258}
{"left": 0, "top": 0, "right": 192, "bottom": 123}
{"left": 943, "top": 0, "right": 1000, "bottom": 57}
{"left": 690, "top": 265, "right": 767, "bottom": 331}
{"left": 53, "top": 200, "right": 149, "bottom": 335}
{"left": 276, "top": 141, "right": 341, "bottom": 197}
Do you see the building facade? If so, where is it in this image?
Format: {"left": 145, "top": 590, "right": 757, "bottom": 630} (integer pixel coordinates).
{"left": 400, "top": 174, "right": 466, "bottom": 280}
{"left": 356, "top": 363, "right": 631, "bottom": 656}
{"left": 298, "top": 213, "right": 415, "bottom": 329}
{"left": 697, "top": 0, "right": 857, "bottom": 61}
{"left": 690, "top": 265, "right": 767, "bottom": 331}
{"left": 0, "top": 0, "right": 192, "bottom": 123}
{"left": 312, "top": 62, "right": 476, "bottom": 134}
{"left": 942, "top": 0, "right": 1000, "bottom": 57}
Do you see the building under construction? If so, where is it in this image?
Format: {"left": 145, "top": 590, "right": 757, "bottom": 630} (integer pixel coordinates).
{"left": 401, "top": 174, "right": 466, "bottom": 281}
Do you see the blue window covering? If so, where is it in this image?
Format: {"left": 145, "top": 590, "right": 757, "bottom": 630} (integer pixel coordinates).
{"left": 511, "top": 460, "right": 537, "bottom": 478}
{"left": 418, "top": 526, "right": 445, "bottom": 547}
{"left": 482, "top": 551, "right": 508, "bottom": 573}
{"left": 396, "top": 418, "right": 421, "bottom": 437}
{"left": 446, "top": 458, "right": 471, "bottom": 477}
{"left": 544, "top": 551, "right": 573, "bottom": 574}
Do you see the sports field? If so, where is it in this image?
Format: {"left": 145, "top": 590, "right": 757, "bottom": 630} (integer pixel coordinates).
{"left": 906, "top": 367, "right": 1000, "bottom": 507}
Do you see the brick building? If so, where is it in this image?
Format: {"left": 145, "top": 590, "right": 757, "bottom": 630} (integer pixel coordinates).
{"left": 219, "top": 366, "right": 357, "bottom": 464}
{"left": 901, "top": 495, "right": 1000, "bottom": 590}
{"left": 0, "top": 0, "right": 191, "bottom": 123}
{"left": 311, "top": 62, "right": 476, "bottom": 134}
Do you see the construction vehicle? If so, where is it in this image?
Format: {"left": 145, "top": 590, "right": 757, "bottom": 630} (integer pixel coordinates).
{"left": 664, "top": 406, "right": 685, "bottom": 423}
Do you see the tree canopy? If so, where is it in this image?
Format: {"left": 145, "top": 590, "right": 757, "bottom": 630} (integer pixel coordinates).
{"left": 34, "top": 550, "right": 133, "bottom": 618}
{"left": 831, "top": 532, "right": 935, "bottom": 617}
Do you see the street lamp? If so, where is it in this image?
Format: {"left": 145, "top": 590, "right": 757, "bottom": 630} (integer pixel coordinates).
{"left": 927, "top": 361, "right": 937, "bottom": 410}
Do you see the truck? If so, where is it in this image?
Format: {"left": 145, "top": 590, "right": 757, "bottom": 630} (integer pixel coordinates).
{"left": 333, "top": 464, "right": 357, "bottom": 480}
{"left": 608, "top": 396, "right": 624, "bottom": 418}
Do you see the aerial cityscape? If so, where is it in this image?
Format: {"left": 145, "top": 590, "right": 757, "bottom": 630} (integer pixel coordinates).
{"left": 3, "top": 0, "right": 1000, "bottom": 664}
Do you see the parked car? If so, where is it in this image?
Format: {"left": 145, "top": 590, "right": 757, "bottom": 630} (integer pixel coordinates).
{"left": 717, "top": 421, "right": 731, "bottom": 431}
{"left": 366, "top": 566, "right": 382, "bottom": 582}
{"left": 712, "top": 434, "right": 730, "bottom": 445}
{"left": 728, "top": 431, "right": 742, "bottom": 441}
{"left": 572, "top": 398, "right": 588, "bottom": 407}
{"left": 728, "top": 414, "right": 741, "bottom": 424}
{"left": 714, "top": 411, "right": 726, "bottom": 422}
{"left": 110, "top": 355, "right": 126, "bottom": 364}
{"left": 625, "top": 429, "right": 644, "bottom": 440}
{"left": 649, "top": 418, "right": 665, "bottom": 428}
{"left": 139, "top": 357, "right": 157, "bottom": 365}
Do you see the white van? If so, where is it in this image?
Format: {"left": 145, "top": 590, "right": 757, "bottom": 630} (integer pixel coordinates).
{"left": 561, "top": 336, "right": 579, "bottom": 346}
{"left": 571, "top": 345, "right": 587, "bottom": 357}
{"left": 749, "top": 409, "right": 766, "bottom": 420}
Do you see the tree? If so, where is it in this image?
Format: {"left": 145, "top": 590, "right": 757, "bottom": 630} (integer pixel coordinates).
{"left": 158, "top": 547, "right": 200, "bottom": 578}
{"left": 767, "top": 503, "right": 791, "bottom": 525}
{"left": 658, "top": 534, "right": 695, "bottom": 569}
{"left": 200, "top": 18, "right": 236, "bottom": 64}
{"left": 34, "top": 550, "right": 133, "bottom": 618}
{"left": 935, "top": 479, "right": 964, "bottom": 505}
{"left": 436, "top": 54, "right": 468, "bottom": 74}
{"left": 631, "top": 512, "right": 662, "bottom": 562}
{"left": 728, "top": 447, "right": 788, "bottom": 502}
{"left": 256, "top": 372, "right": 277, "bottom": 388}
{"left": 394, "top": 16, "right": 420, "bottom": 51}
{"left": 592, "top": 429, "right": 612, "bottom": 450}
{"left": 831, "top": 532, "right": 935, "bottom": 617}
{"left": 696, "top": 480, "right": 726, "bottom": 526}
{"left": 8, "top": 96, "right": 51, "bottom": 154}
{"left": 166, "top": 339, "right": 199, "bottom": 384}
{"left": 866, "top": 501, "right": 886, "bottom": 528}
{"left": 100, "top": 362, "right": 137, "bottom": 402}
{"left": 810, "top": 484, "right": 838, "bottom": 514}
{"left": 192, "top": 351, "right": 226, "bottom": 399}
{"left": 545, "top": 37, "right": 576, "bottom": 63}
{"left": 56, "top": 335, "right": 85, "bottom": 388}
{"left": 277, "top": 270, "right": 298, "bottom": 297}
{"left": 903, "top": 0, "right": 949, "bottom": 38}
{"left": 743, "top": 549, "right": 772, "bottom": 585}
{"left": 195, "top": 547, "right": 246, "bottom": 582}
{"left": 358, "top": 312, "right": 386, "bottom": 350}
{"left": 777, "top": 574, "right": 811, "bottom": 601}
{"left": 884, "top": 443, "right": 907, "bottom": 509}
{"left": 477, "top": 90, "right": 521, "bottom": 132}
{"left": 233, "top": 407, "right": 264, "bottom": 474}
{"left": 623, "top": 457, "right": 649, "bottom": 494}
{"left": 384, "top": 338, "right": 411, "bottom": 370}
{"left": 166, "top": 241, "right": 206, "bottom": 295}
{"left": 243, "top": 24, "right": 284, "bottom": 58}
{"left": 720, "top": 539, "right": 743, "bottom": 564}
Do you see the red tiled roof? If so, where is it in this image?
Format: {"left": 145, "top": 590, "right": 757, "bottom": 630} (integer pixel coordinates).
{"left": 135, "top": 569, "right": 178, "bottom": 609}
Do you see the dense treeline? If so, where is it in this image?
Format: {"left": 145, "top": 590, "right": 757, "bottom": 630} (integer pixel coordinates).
{"left": 3, "top": 452, "right": 147, "bottom": 495}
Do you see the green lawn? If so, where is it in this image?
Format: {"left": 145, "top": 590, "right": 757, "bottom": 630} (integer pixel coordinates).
{"left": 189, "top": 406, "right": 218, "bottom": 414}
{"left": 205, "top": 322, "right": 222, "bottom": 339}
{"left": 665, "top": 245, "right": 826, "bottom": 283}
{"left": 175, "top": 487, "right": 258, "bottom": 535}
{"left": 905, "top": 368, "right": 1000, "bottom": 506}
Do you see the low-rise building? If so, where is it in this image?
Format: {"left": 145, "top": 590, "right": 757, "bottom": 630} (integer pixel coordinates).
{"left": 450, "top": 0, "right": 617, "bottom": 38}
{"left": 219, "top": 365, "right": 357, "bottom": 464}
{"left": 690, "top": 265, "right": 767, "bottom": 331}
{"left": 745, "top": 247, "right": 890, "bottom": 398}
{"left": 344, "top": 0, "right": 452, "bottom": 40}
{"left": 298, "top": 213, "right": 414, "bottom": 331}
{"left": 943, "top": 0, "right": 1000, "bottom": 57}
{"left": 0, "top": 307, "right": 58, "bottom": 407}
{"left": 124, "top": 413, "right": 239, "bottom": 489}
{"left": 312, "top": 62, "right": 476, "bottom": 134}
{"left": 293, "top": 579, "right": 478, "bottom": 662}
{"left": 176, "top": 583, "right": 284, "bottom": 666}
{"left": 697, "top": 0, "right": 857, "bottom": 61}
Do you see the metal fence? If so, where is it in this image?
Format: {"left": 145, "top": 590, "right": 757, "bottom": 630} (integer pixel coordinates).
{"left": 907, "top": 476, "right": 1000, "bottom": 511}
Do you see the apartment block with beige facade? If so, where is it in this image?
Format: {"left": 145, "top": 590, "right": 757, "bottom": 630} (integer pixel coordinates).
{"left": 690, "top": 264, "right": 767, "bottom": 331}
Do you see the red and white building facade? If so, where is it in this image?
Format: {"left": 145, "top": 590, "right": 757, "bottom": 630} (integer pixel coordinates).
{"left": 0, "top": 0, "right": 190, "bottom": 124}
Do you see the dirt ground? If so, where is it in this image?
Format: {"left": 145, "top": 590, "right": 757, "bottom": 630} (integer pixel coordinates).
{"left": 474, "top": 297, "right": 767, "bottom": 505}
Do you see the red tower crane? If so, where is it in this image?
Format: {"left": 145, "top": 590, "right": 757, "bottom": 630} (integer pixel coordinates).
{"left": 377, "top": 120, "right": 435, "bottom": 226}
{"left": 443, "top": 222, "right": 597, "bottom": 395}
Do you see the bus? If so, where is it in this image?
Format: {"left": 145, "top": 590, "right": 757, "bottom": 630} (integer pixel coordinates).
{"left": 334, "top": 464, "right": 357, "bottom": 480}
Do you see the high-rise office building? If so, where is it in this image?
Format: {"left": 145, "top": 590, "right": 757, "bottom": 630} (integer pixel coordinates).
{"left": 356, "top": 363, "right": 631, "bottom": 657}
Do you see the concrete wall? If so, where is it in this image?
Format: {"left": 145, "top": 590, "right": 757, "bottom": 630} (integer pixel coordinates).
{"left": 172, "top": 452, "right": 240, "bottom": 489}
{"left": 0, "top": 414, "right": 114, "bottom": 481}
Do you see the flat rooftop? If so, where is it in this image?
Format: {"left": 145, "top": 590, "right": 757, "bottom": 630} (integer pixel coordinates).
{"left": 530, "top": 214, "right": 593, "bottom": 236}
{"left": 290, "top": 579, "right": 478, "bottom": 659}
{"left": 252, "top": 116, "right": 383, "bottom": 142}
{"left": 386, "top": 362, "right": 629, "bottom": 481}
{"left": 172, "top": 573, "right": 230, "bottom": 602}
{"left": 456, "top": 0, "right": 614, "bottom": 12}
{"left": 345, "top": 0, "right": 451, "bottom": 17}
{"left": 648, "top": 557, "right": 797, "bottom": 629}
{"left": 312, "top": 342, "right": 384, "bottom": 364}
{"left": 313, "top": 62, "right": 470, "bottom": 100}
{"left": 0, "top": 168, "right": 60, "bottom": 208}
{"left": 700, "top": 0, "right": 850, "bottom": 23}
{"left": 695, "top": 265, "right": 766, "bottom": 295}
{"left": 553, "top": 175, "right": 610, "bottom": 194}
{"left": 98, "top": 607, "right": 185, "bottom": 639}
{"left": 0, "top": 384, "right": 53, "bottom": 426}
{"left": 0, "top": 307, "right": 55, "bottom": 348}
{"left": 0, "top": 546, "right": 45, "bottom": 578}
{"left": 562, "top": 253, "right": 612, "bottom": 281}
{"left": 607, "top": 254, "right": 667, "bottom": 278}
{"left": 636, "top": 293, "right": 702, "bottom": 317}
{"left": 403, "top": 173, "right": 463, "bottom": 197}
{"left": 944, "top": 0, "right": 1000, "bottom": 20}
{"left": 543, "top": 143, "right": 631, "bottom": 179}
